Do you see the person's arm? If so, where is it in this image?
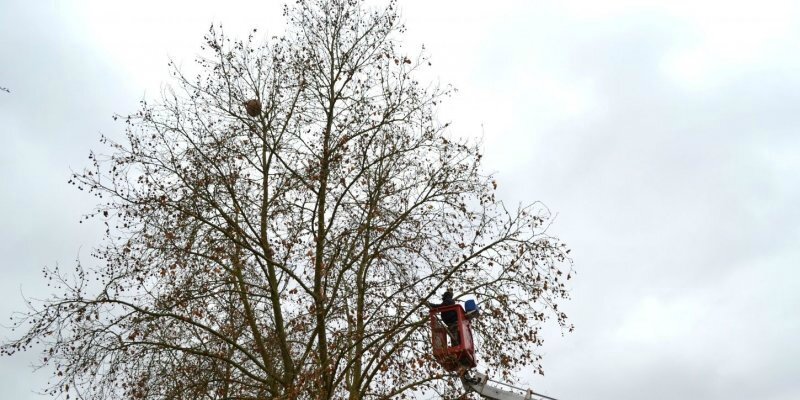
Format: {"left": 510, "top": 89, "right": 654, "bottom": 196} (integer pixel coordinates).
{"left": 426, "top": 300, "right": 442, "bottom": 308}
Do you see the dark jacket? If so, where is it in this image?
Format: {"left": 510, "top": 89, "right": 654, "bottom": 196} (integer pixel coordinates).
{"left": 429, "top": 296, "right": 457, "bottom": 325}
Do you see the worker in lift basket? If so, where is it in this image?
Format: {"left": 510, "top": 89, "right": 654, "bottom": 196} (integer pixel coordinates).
{"left": 426, "top": 290, "right": 460, "bottom": 346}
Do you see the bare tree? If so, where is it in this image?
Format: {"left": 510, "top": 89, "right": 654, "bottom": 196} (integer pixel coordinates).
{"left": 3, "top": 0, "right": 573, "bottom": 399}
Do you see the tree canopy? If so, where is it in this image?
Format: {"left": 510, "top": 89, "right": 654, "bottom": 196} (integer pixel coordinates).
{"left": 3, "top": 1, "right": 573, "bottom": 398}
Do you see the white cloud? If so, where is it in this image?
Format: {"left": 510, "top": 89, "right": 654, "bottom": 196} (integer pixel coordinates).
{"left": 615, "top": 295, "right": 707, "bottom": 344}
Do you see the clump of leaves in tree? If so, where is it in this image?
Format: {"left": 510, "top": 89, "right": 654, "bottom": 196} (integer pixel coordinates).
{"left": 3, "top": 0, "right": 573, "bottom": 398}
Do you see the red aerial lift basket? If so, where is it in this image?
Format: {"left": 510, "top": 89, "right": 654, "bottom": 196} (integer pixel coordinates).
{"left": 429, "top": 304, "right": 477, "bottom": 371}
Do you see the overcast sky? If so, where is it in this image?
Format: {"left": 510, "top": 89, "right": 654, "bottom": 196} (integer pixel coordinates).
{"left": 2, "top": 1, "right": 799, "bottom": 399}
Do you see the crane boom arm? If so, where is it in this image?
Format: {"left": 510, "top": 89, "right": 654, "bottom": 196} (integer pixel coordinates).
{"left": 461, "top": 373, "right": 558, "bottom": 400}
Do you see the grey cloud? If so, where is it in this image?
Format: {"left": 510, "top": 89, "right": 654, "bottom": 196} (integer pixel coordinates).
{"left": 1, "top": 3, "right": 129, "bottom": 399}
{"left": 399, "top": 3, "right": 799, "bottom": 399}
